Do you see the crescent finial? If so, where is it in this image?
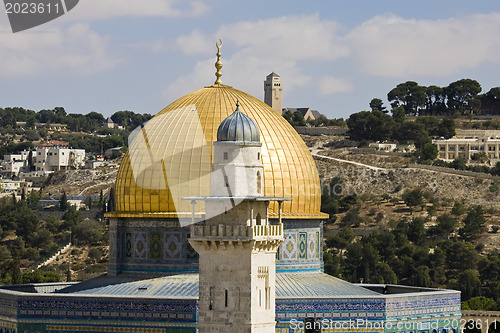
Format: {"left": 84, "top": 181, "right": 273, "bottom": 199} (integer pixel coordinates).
{"left": 214, "top": 39, "right": 223, "bottom": 84}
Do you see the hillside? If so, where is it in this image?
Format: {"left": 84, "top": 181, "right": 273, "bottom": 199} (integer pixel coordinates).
{"left": 42, "top": 158, "right": 121, "bottom": 198}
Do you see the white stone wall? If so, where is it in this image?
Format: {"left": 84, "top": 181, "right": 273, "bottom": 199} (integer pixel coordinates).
{"left": 212, "top": 142, "right": 263, "bottom": 197}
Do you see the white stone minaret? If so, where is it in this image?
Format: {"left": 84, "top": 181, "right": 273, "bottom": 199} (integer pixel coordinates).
{"left": 264, "top": 72, "right": 282, "bottom": 114}
{"left": 187, "top": 102, "right": 288, "bottom": 333}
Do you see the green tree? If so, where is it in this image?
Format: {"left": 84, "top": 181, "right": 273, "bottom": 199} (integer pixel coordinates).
{"left": 464, "top": 296, "right": 498, "bottom": 311}
{"left": 408, "top": 217, "right": 426, "bottom": 244}
{"left": 346, "top": 110, "right": 395, "bottom": 142}
{"left": 471, "top": 152, "right": 488, "bottom": 163}
{"left": 425, "top": 85, "right": 446, "bottom": 115}
{"left": 282, "top": 110, "right": 293, "bottom": 124}
{"left": 73, "top": 219, "right": 104, "bottom": 245}
{"left": 412, "top": 265, "right": 432, "bottom": 287}
{"left": 326, "top": 227, "right": 355, "bottom": 254}
{"left": 391, "top": 106, "right": 406, "bottom": 123}
{"left": 369, "top": 98, "right": 387, "bottom": 113}
{"left": 439, "top": 240, "right": 479, "bottom": 272}
{"left": 342, "top": 207, "right": 363, "bottom": 227}
{"left": 59, "top": 192, "right": 69, "bottom": 211}
{"left": 437, "top": 118, "right": 456, "bottom": 139}
{"left": 402, "top": 189, "right": 424, "bottom": 213}
{"left": 61, "top": 206, "right": 83, "bottom": 230}
{"left": 395, "top": 121, "right": 429, "bottom": 148}
{"left": 292, "top": 111, "right": 306, "bottom": 126}
{"left": 421, "top": 143, "right": 438, "bottom": 161}
{"left": 450, "top": 157, "right": 468, "bottom": 170}
{"left": 457, "top": 269, "right": 481, "bottom": 300}
{"left": 451, "top": 201, "right": 466, "bottom": 216}
{"left": 323, "top": 251, "right": 342, "bottom": 277}
{"left": 387, "top": 81, "right": 427, "bottom": 115}
{"left": 446, "top": 79, "right": 482, "bottom": 114}
{"left": 44, "top": 215, "right": 60, "bottom": 233}
{"left": 88, "top": 247, "right": 103, "bottom": 263}
{"left": 459, "top": 205, "right": 486, "bottom": 240}
{"left": 435, "top": 214, "right": 458, "bottom": 236}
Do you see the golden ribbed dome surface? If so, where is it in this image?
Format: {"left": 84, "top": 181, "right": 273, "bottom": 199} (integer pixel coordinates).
{"left": 112, "top": 84, "right": 324, "bottom": 219}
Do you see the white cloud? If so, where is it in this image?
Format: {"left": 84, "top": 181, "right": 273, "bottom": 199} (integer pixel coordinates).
{"left": 317, "top": 76, "right": 354, "bottom": 96}
{"left": 175, "top": 29, "right": 213, "bottom": 56}
{"left": 164, "top": 14, "right": 349, "bottom": 100}
{"left": 63, "top": 0, "right": 210, "bottom": 21}
{"left": 347, "top": 12, "right": 500, "bottom": 78}
{"left": 164, "top": 12, "right": 500, "bottom": 104}
{"left": 0, "top": 23, "right": 120, "bottom": 76}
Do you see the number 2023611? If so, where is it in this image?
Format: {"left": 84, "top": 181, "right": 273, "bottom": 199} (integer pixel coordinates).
{"left": 5, "top": 2, "right": 61, "bottom": 14}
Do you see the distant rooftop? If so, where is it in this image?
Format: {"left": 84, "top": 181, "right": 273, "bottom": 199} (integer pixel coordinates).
{"left": 38, "top": 140, "right": 69, "bottom": 147}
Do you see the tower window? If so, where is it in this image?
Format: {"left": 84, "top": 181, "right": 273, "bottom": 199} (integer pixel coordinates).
{"left": 237, "top": 288, "right": 241, "bottom": 311}
{"left": 257, "top": 171, "right": 262, "bottom": 194}
{"left": 209, "top": 286, "right": 214, "bottom": 310}
{"left": 257, "top": 152, "right": 260, "bottom": 160}
{"left": 223, "top": 152, "right": 228, "bottom": 160}
{"left": 225, "top": 289, "right": 228, "bottom": 307}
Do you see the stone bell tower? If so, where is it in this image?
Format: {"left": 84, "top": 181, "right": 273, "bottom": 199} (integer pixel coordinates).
{"left": 187, "top": 102, "right": 289, "bottom": 333}
{"left": 264, "top": 72, "right": 282, "bottom": 114}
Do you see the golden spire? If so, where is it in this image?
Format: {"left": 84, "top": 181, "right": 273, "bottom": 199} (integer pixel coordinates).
{"left": 214, "top": 39, "right": 223, "bottom": 85}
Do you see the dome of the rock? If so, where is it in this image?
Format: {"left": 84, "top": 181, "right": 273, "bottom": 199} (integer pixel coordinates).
{"left": 111, "top": 83, "right": 324, "bottom": 220}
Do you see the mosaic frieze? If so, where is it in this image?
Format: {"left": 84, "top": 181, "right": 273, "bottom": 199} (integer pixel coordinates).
{"left": 276, "top": 299, "right": 386, "bottom": 313}
{"left": 279, "top": 229, "right": 321, "bottom": 263}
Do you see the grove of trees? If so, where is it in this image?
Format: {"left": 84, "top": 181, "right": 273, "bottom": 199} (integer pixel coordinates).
{"left": 386, "top": 79, "right": 498, "bottom": 116}
{"left": 322, "top": 180, "right": 500, "bottom": 305}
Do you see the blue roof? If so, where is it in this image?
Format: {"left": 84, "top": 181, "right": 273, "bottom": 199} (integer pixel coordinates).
{"left": 58, "top": 272, "right": 377, "bottom": 299}
{"left": 217, "top": 102, "right": 260, "bottom": 143}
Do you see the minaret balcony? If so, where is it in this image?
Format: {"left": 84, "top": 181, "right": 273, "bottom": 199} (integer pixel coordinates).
{"left": 190, "top": 223, "right": 283, "bottom": 243}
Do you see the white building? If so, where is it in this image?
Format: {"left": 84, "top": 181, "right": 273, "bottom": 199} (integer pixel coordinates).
{"left": 369, "top": 142, "right": 416, "bottom": 152}
{"left": 33, "top": 146, "right": 86, "bottom": 172}
{"left": 0, "top": 150, "right": 30, "bottom": 177}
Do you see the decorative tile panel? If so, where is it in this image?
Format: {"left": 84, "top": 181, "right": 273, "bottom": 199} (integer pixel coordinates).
{"left": 134, "top": 232, "right": 148, "bottom": 259}
{"left": 150, "top": 232, "right": 162, "bottom": 259}
{"left": 298, "top": 233, "right": 307, "bottom": 259}
{"left": 164, "top": 232, "right": 182, "bottom": 260}
{"left": 282, "top": 233, "right": 297, "bottom": 260}
{"left": 125, "top": 232, "right": 132, "bottom": 258}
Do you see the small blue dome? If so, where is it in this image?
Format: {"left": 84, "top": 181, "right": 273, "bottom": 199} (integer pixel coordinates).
{"left": 217, "top": 102, "right": 260, "bottom": 143}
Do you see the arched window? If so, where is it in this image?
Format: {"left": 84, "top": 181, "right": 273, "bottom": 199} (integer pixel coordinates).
{"left": 256, "top": 213, "right": 262, "bottom": 225}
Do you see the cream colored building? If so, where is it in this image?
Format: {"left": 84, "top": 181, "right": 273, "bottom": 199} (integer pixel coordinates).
{"left": 434, "top": 137, "right": 500, "bottom": 161}
{"left": 264, "top": 72, "right": 282, "bottom": 113}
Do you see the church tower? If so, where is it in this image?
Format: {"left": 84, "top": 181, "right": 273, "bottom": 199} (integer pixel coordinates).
{"left": 187, "top": 102, "right": 288, "bottom": 333}
{"left": 264, "top": 72, "right": 282, "bottom": 114}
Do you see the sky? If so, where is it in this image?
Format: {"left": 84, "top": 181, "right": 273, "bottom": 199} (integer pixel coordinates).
{"left": 0, "top": 0, "right": 500, "bottom": 120}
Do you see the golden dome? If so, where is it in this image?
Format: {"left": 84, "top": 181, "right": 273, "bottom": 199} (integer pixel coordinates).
{"left": 110, "top": 83, "right": 325, "bottom": 220}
